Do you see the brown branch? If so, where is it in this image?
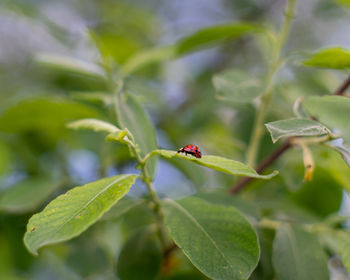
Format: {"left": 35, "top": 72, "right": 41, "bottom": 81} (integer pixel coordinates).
{"left": 163, "top": 242, "right": 177, "bottom": 259}
{"left": 162, "top": 242, "right": 178, "bottom": 275}
{"left": 230, "top": 138, "right": 293, "bottom": 194}
{"left": 229, "top": 74, "right": 350, "bottom": 194}
{"left": 334, "top": 75, "right": 350, "bottom": 96}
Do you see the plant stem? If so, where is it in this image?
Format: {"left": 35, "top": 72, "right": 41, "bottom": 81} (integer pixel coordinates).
{"left": 113, "top": 79, "right": 167, "bottom": 248}
{"left": 140, "top": 164, "right": 167, "bottom": 247}
{"left": 246, "top": 0, "right": 297, "bottom": 167}
{"left": 258, "top": 218, "right": 281, "bottom": 230}
{"left": 231, "top": 138, "right": 293, "bottom": 194}
{"left": 335, "top": 75, "right": 350, "bottom": 96}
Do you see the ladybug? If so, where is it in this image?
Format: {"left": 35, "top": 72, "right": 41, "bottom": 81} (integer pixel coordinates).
{"left": 177, "top": 145, "right": 202, "bottom": 158}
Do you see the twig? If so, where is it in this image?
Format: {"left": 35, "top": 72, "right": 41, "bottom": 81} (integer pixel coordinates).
{"left": 230, "top": 74, "right": 350, "bottom": 194}
{"left": 230, "top": 138, "right": 292, "bottom": 194}
{"left": 334, "top": 75, "right": 350, "bottom": 96}
{"left": 163, "top": 242, "right": 177, "bottom": 259}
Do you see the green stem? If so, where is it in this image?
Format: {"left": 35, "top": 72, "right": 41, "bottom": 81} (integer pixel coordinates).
{"left": 113, "top": 84, "right": 167, "bottom": 247}
{"left": 258, "top": 218, "right": 281, "bottom": 230}
{"left": 140, "top": 164, "right": 167, "bottom": 247}
{"left": 246, "top": 0, "right": 297, "bottom": 167}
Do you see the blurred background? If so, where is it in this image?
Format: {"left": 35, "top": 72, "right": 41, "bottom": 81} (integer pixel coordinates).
{"left": 0, "top": 0, "right": 350, "bottom": 279}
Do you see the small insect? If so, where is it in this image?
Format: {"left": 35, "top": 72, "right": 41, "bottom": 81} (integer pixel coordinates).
{"left": 177, "top": 144, "right": 202, "bottom": 158}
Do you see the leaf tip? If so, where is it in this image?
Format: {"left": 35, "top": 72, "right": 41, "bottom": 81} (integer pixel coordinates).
{"left": 23, "top": 234, "right": 39, "bottom": 257}
{"left": 259, "top": 170, "right": 279, "bottom": 179}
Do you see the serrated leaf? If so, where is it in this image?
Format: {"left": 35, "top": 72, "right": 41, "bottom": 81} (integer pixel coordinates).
{"left": 116, "top": 92, "right": 158, "bottom": 179}
{"left": 320, "top": 230, "right": 350, "bottom": 273}
{"left": 35, "top": 53, "right": 106, "bottom": 79}
{"left": 273, "top": 224, "right": 329, "bottom": 280}
{"left": 121, "top": 46, "right": 175, "bottom": 75}
{"left": 146, "top": 149, "right": 277, "bottom": 179}
{"left": 163, "top": 197, "right": 260, "bottom": 280}
{"left": 175, "top": 23, "right": 262, "bottom": 55}
{"left": 67, "top": 118, "right": 120, "bottom": 134}
{"left": 265, "top": 118, "right": 329, "bottom": 143}
{"left": 213, "top": 69, "right": 263, "bottom": 103}
{"left": 0, "top": 177, "right": 61, "bottom": 214}
{"left": 0, "top": 98, "right": 103, "bottom": 133}
{"left": 24, "top": 174, "right": 137, "bottom": 255}
{"left": 304, "top": 96, "right": 350, "bottom": 144}
{"left": 116, "top": 227, "right": 162, "bottom": 280}
{"left": 303, "top": 47, "right": 350, "bottom": 69}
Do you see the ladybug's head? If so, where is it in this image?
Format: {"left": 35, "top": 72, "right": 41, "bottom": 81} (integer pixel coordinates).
{"left": 194, "top": 150, "right": 202, "bottom": 158}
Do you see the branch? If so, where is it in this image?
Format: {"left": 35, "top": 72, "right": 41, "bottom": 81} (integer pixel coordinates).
{"left": 230, "top": 138, "right": 292, "bottom": 194}
{"left": 230, "top": 74, "right": 350, "bottom": 194}
{"left": 334, "top": 75, "right": 350, "bottom": 96}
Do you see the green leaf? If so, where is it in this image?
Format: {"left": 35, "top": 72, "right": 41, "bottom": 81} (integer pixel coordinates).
{"left": 35, "top": 53, "right": 106, "bottom": 79}
{"left": 265, "top": 118, "right": 329, "bottom": 143}
{"left": 102, "top": 197, "right": 145, "bottom": 221}
{"left": 70, "top": 91, "right": 113, "bottom": 106}
{"left": 146, "top": 149, "right": 277, "bottom": 179}
{"left": 303, "top": 47, "right": 350, "bottom": 69}
{"left": 67, "top": 118, "right": 130, "bottom": 143}
{"left": 24, "top": 174, "right": 137, "bottom": 255}
{"left": 320, "top": 147, "right": 350, "bottom": 192}
{"left": 320, "top": 230, "right": 350, "bottom": 273}
{"left": 164, "top": 156, "right": 208, "bottom": 187}
{"left": 163, "top": 197, "right": 260, "bottom": 280}
{"left": 67, "top": 118, "right": 120, "bottom": 134}
{"left": 0, "top": 140, "right": 12, "bottom": 175}
{"left": 292, "top": 166, "right": 343, "bottom": 217}
{"left": 304, "top": 96, "right": 350, "bottom": 143}
{"left": 250, "top": 228, "right": 275, "bottom": 280}
{"left": 175, "top": 23, "right": 262, "bottom": 56}
{"left": 336, "top": 0, "right": 350, "bottom": 9}
{"left": 116, "top": 92, "right": 158, "bottom": 179}
{"left": 327, "top": 142, "right": 350, "bottom": 168}
{"left": 0, "top": 98, "right": 104, "bottom": 133}
{"left": 116, "top": 227, "right": 162, "bottom": 280}
{"left": 213, "top": 69, "right": 263, "bottom": 103}
{"left": 0, "top": 177, "right": 61, "bottom": 214}
{"left": 195, "top": 191, "right": 261, "bottom": 219}
{"left": 121, "top": 46, "right": 175, "bottom": 75}
{"left": 273, "top": 224, "right": 329, "bottom": 280}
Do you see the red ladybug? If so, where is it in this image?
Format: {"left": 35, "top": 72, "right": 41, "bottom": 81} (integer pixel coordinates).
{"left": 177, "top": 145, "right": 202, "bottom": 158}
